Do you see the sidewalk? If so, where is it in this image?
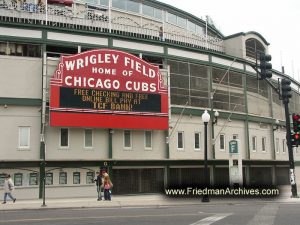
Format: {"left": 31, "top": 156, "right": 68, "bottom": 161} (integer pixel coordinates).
{"left": 1, "top": 192, "right": 300, "bottom": 211}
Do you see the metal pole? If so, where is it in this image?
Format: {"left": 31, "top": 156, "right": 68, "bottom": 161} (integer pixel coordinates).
{"left": 202, "top": 122, "right": 209, "bottom": 202}
{"left": 41, "top": 141, "right": 46, "bottom": 207}
{"left": 42, "top": 166, "right": 46, "bottom": 207}
{"left": 284, "top": 101, "right": 298, "bottom": 197}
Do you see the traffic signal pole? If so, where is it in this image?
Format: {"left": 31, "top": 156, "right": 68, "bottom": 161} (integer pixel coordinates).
{"left": 251, "top": 62, "right": 298, "bottom": 198}
{"left": 284, "top": 100, "right": 298, "bottom": 197}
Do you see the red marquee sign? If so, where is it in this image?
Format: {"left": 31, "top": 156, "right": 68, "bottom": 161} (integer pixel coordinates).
{"left": 50, "top": 49, "right": 168, "bottom": 130}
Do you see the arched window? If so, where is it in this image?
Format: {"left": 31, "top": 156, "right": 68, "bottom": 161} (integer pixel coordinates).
{"left": 246, "top": 38, "right": 265, "bottom": 59}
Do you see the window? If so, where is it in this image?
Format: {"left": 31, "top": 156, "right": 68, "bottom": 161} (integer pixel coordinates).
{"left": 196, "top": 25, "right": 204, "bottom": 35}
{"left": 154, "top": 8, "right": 162, "bottom": 20}
{"left": 246, "top": 38, "right": 265, "bottom": 59}
{"left": 144, "top": 131, "right": 152, "bottom": 150}
{"left": 0, "top": 42, "right": 41, "bottom": 57}
{"left": 19, "top": 127, "right": 30, "bottom": 149}
{"left": 84, "top": 129, "right": 93, "bottom": 148}
{"left": 86, "top": 172, "right": 94, "bottom": 184}
{"left": 262, "top": 137, "right": 266, "bottom": 152}
{"left": 233, "top": 134, "right": 238, "bottom": 140}
{"left": 59, "top": 172, "right": 67, "bottom": 185}
{"left": 100, "top": 0, "right": 109, "bottom": 6}
{"left": 282, "top": 139, "right": 286, "bottom": 153}
{"left": 14, "top": 173, "right": 23, "bottom": 186}
{"left": 112, "top": 0, "right": 126, "bottom": 10}
{"left": 252, "top": 136, "right": 257, "bottom": 151}
{"left": 73, "top": 172, "right": 80, "bottom": 184}
{"left": 168, "top": 12, "right": 177, "bottom": 25}
{"left": 177, "top": 131, "right": 184, "bottom": 150}
{"left": 220, "top": 134, "right": 225, "bottom": 151}
{"left": 124, "top": 130, "right": 132, "bottom": 149}
{"left": 276, "top": 138, "right": 280, "bottom": 153}
{"left": 188, "top": 21, "right": 196, "bottom": 33}
{"left": 46, "top": 173, "right": 53, "bottom": 185}
{"left": 142, "top": 4, "right": 154, "bottom": 17}
{"left": 177, "top": 16, "right": 187, "bottom": 28}
{"left": 194, "top": 132, "right": 201, "bottom": 150}
{"left": 127, "top": 0, "right": 140, "bottom": 13}
{"left": 29, "top": 173, "right": 38, "bottom": 186}
{"left": 60, "top": 128, "right": 69, "bottom": 148}
{"left": 0, "top": 174, "right": 5, "bottom": 186}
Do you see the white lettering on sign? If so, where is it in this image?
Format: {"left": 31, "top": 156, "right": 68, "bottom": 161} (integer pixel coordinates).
{"left": 64, "top": 53, "right": 157, "bottom": 79}
{"left": 64, "top": 76, "right": 157, "bottom": 92}
{"left": 65, "top": 54, "right": 120, "bottom": 71}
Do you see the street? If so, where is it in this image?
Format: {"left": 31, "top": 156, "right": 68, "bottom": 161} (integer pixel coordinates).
{"left": 0, "top": 202, "right": 300, "bottom": 225}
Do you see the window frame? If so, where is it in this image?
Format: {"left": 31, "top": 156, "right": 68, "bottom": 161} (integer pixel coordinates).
{"left": 84, "top": 129, "right": 93, "bottom": 149}
{"left": 45, "top": 173, "right": 53, "bottom": 185}
{"left": 29, "top": 173, "right": 38, "bottom": 186}
{"left": 14, "top": 173, "right": 23, "bottom": 186}
{"left": 0, "top": 174, "right": 5, "bottom": 187}
{"left": 220, "top": 134, "right": 225, "bottom": 151}
{"left": 18, "top": 126, "right": 30, "bottom": 150}
{"left": 276, "top": 138, "right": 280, "bottom": 153}
{"left": 144, "top": 130, "right": 153, "bottom": 150}
{"left": 262, "top": 137, "right": 266, "bottom": 152}
{"left": 252, "top": 136, "right": 257, "bottom": 152}
{"left": 282, "top": 139, "right": 286, "bottom": 154}
{"left": 59, "top": 172, "right": 67, "bottom": 185}
{"left": 59, "top": 128, "right": 69, "bottom": 149}
{"left": 86, "top": 171, "right": 95, "bottom": 184}
{"left": 123, "top": 130, "right": 132, "bottom": 150}
{"left": 73, "top": 172, "right": 81, "bottom": 185}
{"left": 177, "top": 131, "right": 184, "bottom": 151}
{"left": 194, "top": 132, "right": 201, "bottom": 151}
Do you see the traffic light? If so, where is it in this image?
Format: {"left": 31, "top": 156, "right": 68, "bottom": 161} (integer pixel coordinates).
{"left": 259, "top": 54, "right": 272, "bottom": 79}
{"left": 292, "top": 114, "right": 300, "bottom": 133}
{"left": 292, "top": 133, "right": 300, "bottom": 147}
{"left": 281, "top": 78, "right": 292, "bottom": 103}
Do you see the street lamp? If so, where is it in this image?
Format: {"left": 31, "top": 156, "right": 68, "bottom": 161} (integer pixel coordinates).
{"left": 213, "top": 110, "right": 219, "bottom": 124}
{"left": 273, "top": 119, "right": 280, "bottom": 131}
{"left": 202, "top": 110, "right": 210, "bottom": 202}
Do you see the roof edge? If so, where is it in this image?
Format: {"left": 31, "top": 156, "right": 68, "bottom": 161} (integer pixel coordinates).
{"left": 224, "top": 31, "right": 269, "bottom": 45}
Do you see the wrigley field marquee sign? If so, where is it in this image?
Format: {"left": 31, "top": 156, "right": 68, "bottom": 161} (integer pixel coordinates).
{"left": 50, "top": 49, "right": 168, "bottom": 130}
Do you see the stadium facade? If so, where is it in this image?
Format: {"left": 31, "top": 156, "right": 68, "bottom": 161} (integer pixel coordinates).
{"left": 0, "top": 0, "right": 299, "bottom": 199}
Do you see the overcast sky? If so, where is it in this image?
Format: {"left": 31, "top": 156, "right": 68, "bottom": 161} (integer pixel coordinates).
{"left": 160, "top": 0, "right": 300, "bottom": 81}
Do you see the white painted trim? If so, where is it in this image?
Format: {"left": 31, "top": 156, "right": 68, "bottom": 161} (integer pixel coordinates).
{"left": 168, "top": 48, "right": 209, "bottom": 61}
{"left": 47, "top": 32, "right": 108, "bottom": 46}
{"left": 0, "top": 27, "right": 42, "bottom": 39}
{"left": 212, "top": 56, "right": 244, "bottom": 70}
{"left": 113, "top": 40, "right": 164, "bottom": 53}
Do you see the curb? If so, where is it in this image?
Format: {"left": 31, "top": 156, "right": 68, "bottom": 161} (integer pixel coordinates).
{"left": 1, "top": 198, "right": 300, "bottom": 212}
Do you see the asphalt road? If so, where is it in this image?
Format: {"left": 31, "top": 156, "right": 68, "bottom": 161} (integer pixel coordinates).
{"left": 0, "top": 202, "right": 299, "bottom": 225}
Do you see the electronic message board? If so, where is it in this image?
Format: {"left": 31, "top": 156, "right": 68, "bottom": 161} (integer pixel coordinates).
{"left": 50, "top": 49, "right": 168, "bottom": 130}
